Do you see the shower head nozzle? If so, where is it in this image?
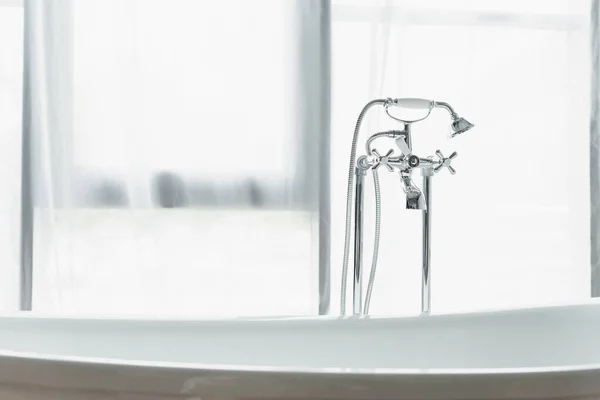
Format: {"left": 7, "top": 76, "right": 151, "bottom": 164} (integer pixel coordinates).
{"left": 450, "top": 116, "right": 474, "bottom": 138}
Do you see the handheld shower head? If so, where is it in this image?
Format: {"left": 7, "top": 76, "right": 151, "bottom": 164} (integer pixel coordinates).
{"left": 433, "top": 101, "right": 475, "bottom": 138}
{"left": 450, "top": 117, "right": 474, "bottom": 137}
{"left": 384, "top": 98, "right": 434, "bottom": 123}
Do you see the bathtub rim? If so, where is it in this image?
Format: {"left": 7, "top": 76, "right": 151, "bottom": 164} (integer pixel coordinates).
{"left": 0, "top": 300, "right": 598, "bottom": 376}
{"left": 0, "top": 297, "right": 597, "bottom": 324}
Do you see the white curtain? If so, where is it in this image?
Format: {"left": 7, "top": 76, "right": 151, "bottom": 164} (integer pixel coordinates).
{"left": 18, "top": 0, "right": 595, "bottom": 317}
{"left": 331, "top": 0, "right": 591, "bottom": 315}
{"left": 24, "top": 0, "right": 329, "bottom": 316}
{"left": 0, "top": 4, "right": 22, "bottom": 311}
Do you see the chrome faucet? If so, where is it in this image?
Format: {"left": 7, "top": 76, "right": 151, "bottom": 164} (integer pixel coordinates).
{"left": 340, "top": 98, "right": 474, "bottom": 316}
{"left": 401, "top": 169, "right": 427, "bottom": 210}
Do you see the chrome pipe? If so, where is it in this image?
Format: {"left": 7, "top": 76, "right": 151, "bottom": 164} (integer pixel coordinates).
{"left": 340, "top": 99, "right": 389, "bottom": 316}
{"left": 433, "top": 101, "right": 458, "bottom": 118}
{"left": 421, "top": 168, "right": 434, "bottom": 314}
{"left": 365, "top": 130, "right": 403, "bottom": 154}
{"left": 353, "top": 165, "right": 366, "bottom": 315}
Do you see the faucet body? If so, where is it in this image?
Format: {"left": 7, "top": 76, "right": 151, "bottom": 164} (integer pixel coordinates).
{"left": 343, "top": 97, "right": 472, "bottom": 317}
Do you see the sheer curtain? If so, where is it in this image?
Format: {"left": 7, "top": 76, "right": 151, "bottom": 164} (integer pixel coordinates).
{"left": 0, "top": 3, "right": 22, "bottom": 311}
{"left": 331, "top": 0, "right": 591, "bottom": 315}
{"left": 19, "top": 0, "right": 596, "bottom": 317}
{"left": 24, "top": 0, "right": 330, "bottom": 316}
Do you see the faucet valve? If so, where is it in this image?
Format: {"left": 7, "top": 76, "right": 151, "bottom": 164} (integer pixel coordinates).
{"left": 371, "top": 149, "right": 395, "bottom": 172}
{"left": 433, "top": 150, "right": 458, "bottom": 175}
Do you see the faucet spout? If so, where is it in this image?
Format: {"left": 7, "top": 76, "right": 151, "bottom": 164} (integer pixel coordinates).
{"left": 400, "top": 170, "right": 426, "bottom": 210}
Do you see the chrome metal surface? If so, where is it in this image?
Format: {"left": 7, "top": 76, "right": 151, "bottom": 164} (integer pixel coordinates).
{"left": 395, "top": 135, "right": 412, "bottom": 156}
{"left": 385, "top": 98, "right": 475, "bottom": 135}
{"left": 340, "top": 99, "right": 388, "bottom": 316}
{"left": 434, "top": 101, "right": 475, "bottom": 137}
{"left": 421, "top": 168, "right": 434, "bottom": 315}
{"left": 342, "top": 98, "right": 473, "bottom": 316}
{"left": 403, "top": 123, "right": 413, "bottom": 150}
{"left": 400, "top": 170, "right": 426, "bottom": 210}
{"left": 450, "top": 117, "right": 475, "bottom": 137}
{"left": 433, "top": 150, "right": 458, "bottom": 175}
{"left": 353, "top": 163, "right": 367, "bottom": 315}
{"left": 365, "top": 130, "right": 404, "bottom": 155}
{"left": 371, "top": 149, "right": 395, "bottom": 172}
{"left": 363, "top": 168, "right": 382, "bottom": 315}
{"left": 433, "top": 101, "right": 458, "bottom": 118}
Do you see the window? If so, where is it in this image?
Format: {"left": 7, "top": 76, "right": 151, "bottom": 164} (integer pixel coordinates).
{"left": 8, "top": 0, "right": 596, "bottom": 316}
{"left": 331, "top": 0, "right": 591, "bottom": 314}
{"left": 28, "top": 0, "right": 323, "bottom": 316}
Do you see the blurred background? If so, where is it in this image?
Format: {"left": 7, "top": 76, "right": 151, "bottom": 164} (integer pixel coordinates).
{"left": 0, "top": 0, "right": 594, "bottom": 317}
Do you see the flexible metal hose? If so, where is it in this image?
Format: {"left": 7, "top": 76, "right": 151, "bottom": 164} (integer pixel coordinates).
{"left": 363, "top": 168, "right": 381, "bottom": 314}
{"left": 340, "top": 99, "right": 387, "bottom": 316}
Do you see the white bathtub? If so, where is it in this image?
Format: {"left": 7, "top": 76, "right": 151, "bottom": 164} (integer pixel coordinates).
{"left": 0, "top": 303, "right": 599, "bottom": 400}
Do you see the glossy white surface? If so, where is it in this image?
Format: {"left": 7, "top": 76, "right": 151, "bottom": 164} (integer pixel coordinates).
{"left": 0, "top": 303, "right": 599, "bottom": 399}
